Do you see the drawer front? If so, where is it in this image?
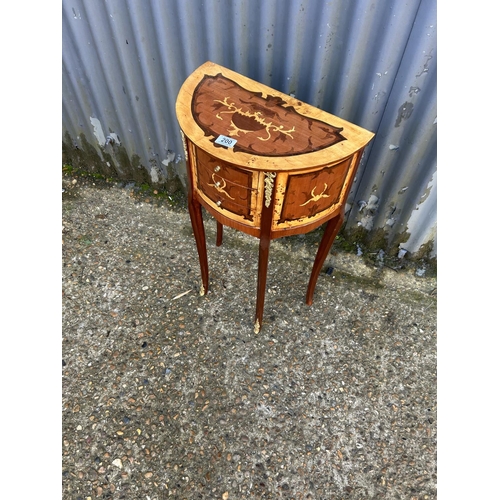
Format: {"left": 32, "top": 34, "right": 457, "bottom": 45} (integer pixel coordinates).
{"left": 195, "top": 147, "right": 255, "bottom": 221}
{"left": 274, "top": 158, "right": 351, "bottom": 228}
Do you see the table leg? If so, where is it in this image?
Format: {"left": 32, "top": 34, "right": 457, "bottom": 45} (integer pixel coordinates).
{"left": 216, "top": 221, "right": 223, "bottom": 247}
{"left": 305, "top": 213, "right": 344, "bottom": 306}
{"left": 255, "top": 230, "right": 271, "bottom": 333}
{"left": 254, "top": 177, "right": 275, "bottom": 333}
{"left": 188, "top": 193, "right": 209, "bottom": 296}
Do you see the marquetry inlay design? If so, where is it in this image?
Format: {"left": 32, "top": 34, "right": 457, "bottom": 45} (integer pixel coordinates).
{"left": 208, "top": 174, "right": 235, "bottom": 200}
{"left": 300, "top": 183, "right": 330, "bottom": 207}
{"left": 191, "top": 74, "right": 346, "bottom": 156}
{"left": 214, "top": 96, "right": 296, "bottom": 142}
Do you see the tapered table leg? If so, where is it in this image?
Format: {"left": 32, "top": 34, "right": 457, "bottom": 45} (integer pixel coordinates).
{"left": 305, "top": 213, "right": 344, "bottom": 306}
{"left": 255, "top": 231, "right": 271, "bottom": 333}
{"left": 188, "top": 193, "right": 209, "bottom": 296}
{"left": 254, "top": 175, "right": 275, "bottom": 333}
{"left": 216, "top": 221, "right": 223, "bottom": 247}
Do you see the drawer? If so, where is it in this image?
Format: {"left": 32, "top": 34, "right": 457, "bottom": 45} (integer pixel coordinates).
{"left": 194, "top": 147, "right": 256, "bottom": 221}
{"left": 276, "top": 158, "right": 351, "bottom": 225}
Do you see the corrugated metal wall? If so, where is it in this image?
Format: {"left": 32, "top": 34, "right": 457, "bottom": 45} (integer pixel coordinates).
{"left": 62, "top": 0, "right": 436, "bottom": 258}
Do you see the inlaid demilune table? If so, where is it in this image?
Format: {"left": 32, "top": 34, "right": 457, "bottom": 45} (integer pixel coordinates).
{"left": 176, "top": 61, "right": 374, "bottom": 332}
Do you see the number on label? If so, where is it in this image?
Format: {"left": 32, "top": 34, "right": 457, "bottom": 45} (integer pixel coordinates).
{"left": 215, "top": 135, "right": 237, "bottom": 148}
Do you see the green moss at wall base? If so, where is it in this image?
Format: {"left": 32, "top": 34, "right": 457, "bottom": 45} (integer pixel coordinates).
{"left": 340, "top": 225, "right": 436, "bottom": 276}
{"left": 62, "top": 132, "right": 184, "bottom": 195}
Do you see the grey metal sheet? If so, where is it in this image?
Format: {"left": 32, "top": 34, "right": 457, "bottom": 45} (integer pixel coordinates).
{"left": 62, "top": 0, "right": 437, "bottom": 257}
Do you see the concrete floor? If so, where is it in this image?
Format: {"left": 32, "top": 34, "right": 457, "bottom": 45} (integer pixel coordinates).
{"left": 62, "top": 172, "right": 437, "bottom": 499}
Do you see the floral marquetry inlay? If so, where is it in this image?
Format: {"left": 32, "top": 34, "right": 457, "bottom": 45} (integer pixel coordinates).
{"left": 191, "top": 74, "right": 346, "bottom": 156}
{"left": 300, "top": 184, "right": 331, "bottom": 207}
{"left": 208, "top": 174, "right": 235, "bottom": 200}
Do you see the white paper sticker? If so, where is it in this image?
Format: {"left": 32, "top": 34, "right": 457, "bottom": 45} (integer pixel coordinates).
{"left": 215, "top": 135, "right": 237, "bottom": 148}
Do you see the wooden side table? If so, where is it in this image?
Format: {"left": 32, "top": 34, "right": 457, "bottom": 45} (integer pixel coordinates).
{"left": 176, "top": 61, "right": 374, "bottom": 332}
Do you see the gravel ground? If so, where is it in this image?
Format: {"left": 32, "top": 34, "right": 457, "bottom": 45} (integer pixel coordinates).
{"left": 62, "top": 172, "right": 437, "bottom": 499}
